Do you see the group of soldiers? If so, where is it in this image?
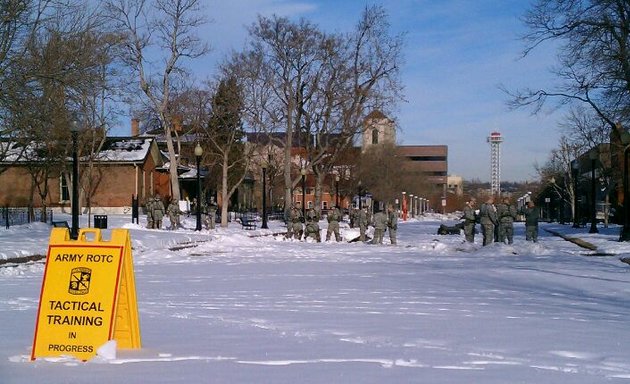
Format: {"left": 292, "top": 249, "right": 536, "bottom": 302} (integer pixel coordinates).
{"left": 145, "top": 194, "right": 166, "bottom": 229}
{"left": 286, "top": 205, "right": 328, "bottom": 242}
{"left": 462, "top": 196, "right": 540, "bottom": 245}
{"left": 144, "top": 195, "right": 217, "bottom": 230}
{"left": 285, "top": 204, "right": 398, "bottom": 245}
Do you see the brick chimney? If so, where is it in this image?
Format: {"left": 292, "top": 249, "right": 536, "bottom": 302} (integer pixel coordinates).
{"left": 131, "top": 118, "right": 139, "bottom": 136}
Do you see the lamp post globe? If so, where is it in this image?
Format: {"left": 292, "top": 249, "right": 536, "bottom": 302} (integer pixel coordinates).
{"left": 195, "top": 143, "right": 203, "bottom": 231}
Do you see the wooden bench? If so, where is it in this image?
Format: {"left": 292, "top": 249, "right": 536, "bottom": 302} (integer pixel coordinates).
{"left": 240, "top": 216, "right": 257, "bottom": 230}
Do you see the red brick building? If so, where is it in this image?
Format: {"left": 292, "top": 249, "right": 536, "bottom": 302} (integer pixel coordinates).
{"left": 0, "top": 137, "right": 169, "bottom": 213}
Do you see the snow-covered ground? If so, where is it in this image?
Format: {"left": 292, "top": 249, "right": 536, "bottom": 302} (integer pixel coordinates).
{"left": 2, "top": 212, "right": 630, "bottom": 383}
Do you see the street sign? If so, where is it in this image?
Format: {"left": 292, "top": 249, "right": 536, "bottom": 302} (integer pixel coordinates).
{"left": 31, "top": 228, "right": 141, "bottom": 361}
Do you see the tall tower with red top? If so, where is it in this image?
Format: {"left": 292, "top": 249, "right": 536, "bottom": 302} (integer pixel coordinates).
{"left": 487, "top": 132, "right": 503, "bottom": 195}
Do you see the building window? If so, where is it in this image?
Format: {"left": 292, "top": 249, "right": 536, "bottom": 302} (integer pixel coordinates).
{"left": 60, "top": 174, "right": 70, "bottom": 202}
{"left": 322, "top": 201, "right": 328, "bottom": 210}
{"left": 372, "top": 129, "right": 379, "bottom": 145}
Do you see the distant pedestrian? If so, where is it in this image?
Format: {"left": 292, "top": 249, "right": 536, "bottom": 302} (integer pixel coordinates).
{"left": 461, "top": 198, "right": 477, "bottom": 243}
{"left": 496, "top": 197, "right": 517, "bottom": 244}
{"left": 208, "top": 204, "right": 217, "bottom": 230}
{"left": 190, "top": 198, "right": 197, "bottom": 217}
{"left": 371, "top": 208, "right": 387, "bottom": 245}
{"left": 387, "top": 204, "right": 398, "bottom": 245}
{"left": 523, "top": 201, "right": 540, "bottom": 242}
{"left": 479, "top": 196, "right": 498, "bottom": 246}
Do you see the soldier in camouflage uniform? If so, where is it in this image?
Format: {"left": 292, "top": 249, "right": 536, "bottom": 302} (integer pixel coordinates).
{"left": 357, "top": 206, "right": 368, "bottom": 241}
{"left": 496, "top": 197, "right": 517, "bottom": 244}
{"left": 145, "top": 196, "right": 155, "bottom": 229}
{"left": 190, "top": 198, "right": 198, "bottom": 217}
{"left": 200, "top": 201, "right": 211, "bottom": 230}
{"left": 371, "top": 208, "right": 388, "bottom": 245}
{"left": 287, "top": 205, "right": 303, "bottom": 240}
{"left": 387, "top": 204, "right": 398, "bottom": 245}
{"left": 479, "top": 196, "right": 498, "bottom": 246}
{"left": 349, "top": 207, "right": 357, "bottom": 228}
{"left": 304, "top": 207, "right": 321, "bottom": 242}
{"left": 152, "top": 194, "right": 166, "bottom": 229}
{"left": 326, "top": 206, "right": 342, "bottom": 242}
{"left": 461, "top": 198, "right": 477, "bottom": 243}
{"left": 166, "top": 197, "right": 183, "bottom": 230}
{"left": 522, "top": 201, "right": 540, "bottom": 242}
{"left": 207, "top": 204, "right": 217, "bottom": 230}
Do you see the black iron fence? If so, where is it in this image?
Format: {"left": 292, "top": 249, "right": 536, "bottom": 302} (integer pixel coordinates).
{"left": 0, "top": 207, "right": 53, "bottom": 229}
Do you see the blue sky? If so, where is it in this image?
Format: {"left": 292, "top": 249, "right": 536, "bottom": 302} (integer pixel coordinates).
{"left": 122, "top": 0, "right": 564, "bottom": 182}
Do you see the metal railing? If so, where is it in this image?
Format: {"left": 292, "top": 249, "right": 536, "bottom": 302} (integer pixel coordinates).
{"left": 0, "top": 207, "right": 53, "bottom": 229}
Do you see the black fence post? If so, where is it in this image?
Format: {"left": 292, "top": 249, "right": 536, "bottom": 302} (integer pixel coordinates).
{"left": 3, "top": 206, "right": 8, "bottom": 229}
{"left": 132, "top": 194, "right": 139, "bottom": 224}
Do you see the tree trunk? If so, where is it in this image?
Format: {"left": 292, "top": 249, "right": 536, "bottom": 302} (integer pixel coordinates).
{"left": 315, "top": 170, "right": 324, "bottom": 214}
{"left": 164, "top": 126, "right": 181, "bottom": 202}
{"left": 283, "top": 109, "right": 294, "bottom": 216}
{"left": 220, "top": 153, "right": 229, "bottom": 228}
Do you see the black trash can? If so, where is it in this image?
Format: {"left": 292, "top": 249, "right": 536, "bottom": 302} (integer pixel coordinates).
{"left": 94, "top": 215, "right": 108, "bottom": 229}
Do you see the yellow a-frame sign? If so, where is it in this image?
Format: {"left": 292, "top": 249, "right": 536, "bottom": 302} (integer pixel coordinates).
{"left": 31, "top": 228, "right": 141, "bottom": 361}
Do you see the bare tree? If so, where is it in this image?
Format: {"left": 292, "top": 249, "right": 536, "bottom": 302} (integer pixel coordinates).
{"left": 6, "top": 3, "right": 118, "bottom": 219}
{"left": 305, "top": 5, "right": 404, "bottom": 211}
{"left": 202, "top": 75, "right": 251, "bottom": 227}
{"left": 357, "top": 143, "right": 406, "bottom": 203}
{"left": 105, "top": 0, "right": 209, "bottom": 201}
{"left": 237, "top": 15, "right": 325, "bottom": 216}
{"left": 0, "top": 0, "right": 56, "bottom": 171}
{"left": 506, "top": 0, "right": 630, "bottom": 132}
{"left": 232, "top": 6, "right": 403, "bottom": 216}
{"left": 536, "top": 135, "right": 584, "bottom": 221}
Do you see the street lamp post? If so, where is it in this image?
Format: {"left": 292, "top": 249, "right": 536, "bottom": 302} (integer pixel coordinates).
{"left": 589, "top": 150, "right": 599, "bottom": 234}
{"left": 621, "top": 145, "right": 630, "bottom": 241}
{"left": 261, "top": 163, "right": 268, "bottom": 229}
{"left": 335, "top": 174, "right": 340, "bottom": 207}
{"left": 301, "top": 168, "right": 306, "bottom": 217}
{"left": 572, "top": 159, "right": 580, "bottom": 228}
{"left": 415, "top": 196, "right": 418, "bottom": 216}
{"left": 402, "top": 191, "right": 406, "bottom": 221}
{"left": 70, "top": 121, "right": 80, "bottom": 240}
{"left": 195, "top": 143, "right": 203, "bottom": 231}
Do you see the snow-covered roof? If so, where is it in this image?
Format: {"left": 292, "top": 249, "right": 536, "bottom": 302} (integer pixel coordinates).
{"left": 0, "top": 137, "right": 157, "bottom": 164}
{"left": 98, "top": 137, "right": 154, "bottom": 163}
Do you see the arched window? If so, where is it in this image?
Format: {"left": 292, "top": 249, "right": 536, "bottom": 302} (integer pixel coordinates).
{"left": 372, "top": 128, "right": 379, "bottom": 145}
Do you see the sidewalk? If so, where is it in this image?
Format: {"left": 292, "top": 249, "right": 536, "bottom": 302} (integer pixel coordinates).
{"left": 542, "top": 222, "right": 629, "bottom": 256}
